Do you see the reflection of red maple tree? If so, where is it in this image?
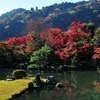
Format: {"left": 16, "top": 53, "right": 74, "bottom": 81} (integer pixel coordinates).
{"left": 93, "top": 80, "right": 100, "bottom": 93}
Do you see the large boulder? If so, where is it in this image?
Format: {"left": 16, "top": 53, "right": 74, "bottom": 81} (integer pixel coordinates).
{"left": 12, "top": 69, "right": 27, "bottom": 79}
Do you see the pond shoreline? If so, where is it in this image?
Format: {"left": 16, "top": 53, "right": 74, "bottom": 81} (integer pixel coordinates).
{"left": 0, "top": 63, "right": 98, "bottom": 72}
{"left": 0, "top": 77, "right": 48, "bottom": 100}
{"left": 9, "top": 88, "right": 28, "bottom": 100}
{"left": 9, "top": 85, "right": 42, "bottom": 100}
{"left": 0, "top": 65, "right": 98, "bottom": 100}
{"left": 0, "top": 68, "right": 100, "bottom": 100}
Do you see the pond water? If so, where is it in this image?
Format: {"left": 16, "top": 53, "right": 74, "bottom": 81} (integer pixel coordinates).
{"left": 0, "top": 69, "right": 100, "bottom": 100}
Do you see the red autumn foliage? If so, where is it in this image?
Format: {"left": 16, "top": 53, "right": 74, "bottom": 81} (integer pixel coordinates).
{"left": 78, "top": 43, "right": 92, "bottom": 53}
{"left": 5, "top": 32, "right": 38, "bottom": 54}
{"left": 63, "top": 22, "right": 92, "bottom": 60}
{"left": 13, "top": 47, "right": 39, "bottom": 53}
{"left": 40, "top": 28, "right": 64, "bottom": 49}
{"left": 66, "top": 21, "right": 92, "bottom": 41}
{"left": 92, "top": 47, "right": 100, "bottom": 59}
{"left": 0, "top": 21, "right": 93, "bottom": 65}
{"left": 40, "top": 28, "right": 62, "bottom": 40}
{"left": 55, "top": 41, "right": 77, "bottom": 59}
{"left": 5, "top": 35, "right": 33, "bottom": 46}
{"left": 40, "top": 22, "right": 92, "bottom": 61}
{"left": 77, "top": 43, "right": 93, "bottom": 60}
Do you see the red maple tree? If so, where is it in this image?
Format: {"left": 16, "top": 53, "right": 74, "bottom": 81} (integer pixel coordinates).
{"left": 92, "top": 48, "right": 100, "bottom": 59}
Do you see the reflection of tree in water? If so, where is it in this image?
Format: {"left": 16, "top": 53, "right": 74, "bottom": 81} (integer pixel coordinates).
{"left": 93, "top": 80, "right": 100, "bottom": 93}
{"left": 24, "top": 91, "right": 41, "bottom": 100}
{"left": 17, "top": 71, "right": 100, "bottom": 100}
{"left": 70, "top": 71, "right": 78, "bottom": 88}
{"left": 61, "top": 71, "right": 100, "bottom": 100}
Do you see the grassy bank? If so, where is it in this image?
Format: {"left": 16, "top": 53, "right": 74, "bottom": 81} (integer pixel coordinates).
{"left": 0, "top": 78, "right": 34, "bottom": 100}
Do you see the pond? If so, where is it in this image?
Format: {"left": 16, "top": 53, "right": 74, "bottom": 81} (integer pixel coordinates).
{"left": 0, "top": 69, "right": 100, "bottom": 100}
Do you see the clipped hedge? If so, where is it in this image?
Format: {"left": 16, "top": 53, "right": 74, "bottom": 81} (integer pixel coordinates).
{"left": 12, "top": 69, "right": 27, "bottom": 79}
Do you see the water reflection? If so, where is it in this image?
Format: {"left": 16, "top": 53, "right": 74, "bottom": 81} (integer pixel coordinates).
{"left": 0, "top": 68, "right": 14, "bottom": 80}
{"left": 1, "top": 69, "right": 100, "bottom": 100}
{"left": 16, "top": 71, "right": 100, "bottom": 100}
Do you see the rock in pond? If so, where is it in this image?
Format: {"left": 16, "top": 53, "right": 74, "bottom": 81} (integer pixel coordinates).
{"left": 56, "top": 82, "right": 65, "bottom": 88}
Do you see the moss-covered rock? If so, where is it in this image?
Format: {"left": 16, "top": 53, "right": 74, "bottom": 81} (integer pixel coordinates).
{"left": 12, "top": 69, "right": 27, "bottom": 79}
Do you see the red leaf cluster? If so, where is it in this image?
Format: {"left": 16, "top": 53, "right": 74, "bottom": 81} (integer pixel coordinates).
{"left": 40, "top": 28, "right": 64, "bottom": 49}
{"left": 66, "top": 21, "right": 92, "bottom": 41}
{"left": 4, "top": 32, "right": 38, "bottom": 54}
{"left": 92, "top": 48, "right": 100, "bottom": 59}
{"left": 55, "top": 41, "right": 77, "bottom": 59}
{"left": 5, "top": 35, "right": 33, "bottom": 46}
{"left": 40, "top": 22, "right": 92, "bottom": 60}
{"left": 78, "top": 43, "right": 92, "bottom": 53}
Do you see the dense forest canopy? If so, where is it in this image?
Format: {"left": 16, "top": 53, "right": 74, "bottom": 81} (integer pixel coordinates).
{"left": 0, "top": 0, "right": 100, "bottom": 40}
{"left": 0, "top": 21, "right": 100, "bottom": 69}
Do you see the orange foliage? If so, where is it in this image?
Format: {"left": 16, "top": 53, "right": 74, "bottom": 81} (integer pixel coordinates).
{"left": 92, "top": 48, "right": 100, "bottom": 59}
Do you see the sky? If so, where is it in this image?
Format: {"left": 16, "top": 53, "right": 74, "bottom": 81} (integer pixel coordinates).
{"left": 0, "top": 0, "right": 88, "bottom": 15}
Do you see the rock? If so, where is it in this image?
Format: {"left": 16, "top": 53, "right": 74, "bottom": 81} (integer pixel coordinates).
{"left": 56, "top": 82, "right": 65, "bottom": 88}
{"left": 46, "top": 76, "right": 56, "bottom": 85}
{"left": 28, "top": 82, "right": 34, "bottom": 89}
{"left": 33, "top": 73, "right": 44, "bottom": 88}
{"left": 6, "top": 75, "right": 13, "bottom": 81}
{"left": 6, "top": 79, "right": 13, "bottom": 81}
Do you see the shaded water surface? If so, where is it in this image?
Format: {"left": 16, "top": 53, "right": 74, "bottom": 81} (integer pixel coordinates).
{"left": 0, "top": 69, "right": 100, "bottom": 100}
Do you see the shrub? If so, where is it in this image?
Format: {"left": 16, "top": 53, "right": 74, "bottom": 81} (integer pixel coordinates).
{"left": 27, "top": 64, "right": 37, "bottom": 69}
{"left": 12, "top": 69, "right": 27, "bottom": 79}
{"left": 29, "top": 45, "right": 52, "bottom": 70}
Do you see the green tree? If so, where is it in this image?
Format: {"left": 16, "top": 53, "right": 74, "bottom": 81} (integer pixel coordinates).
{"left": 28, "top": 45, "right": 52, "bottom": 70}
{"left": 84, "top": 22, "right": 95, "bottom": 36}
{"left": 92, "top": 26, "right": 100, "bottom": 48}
